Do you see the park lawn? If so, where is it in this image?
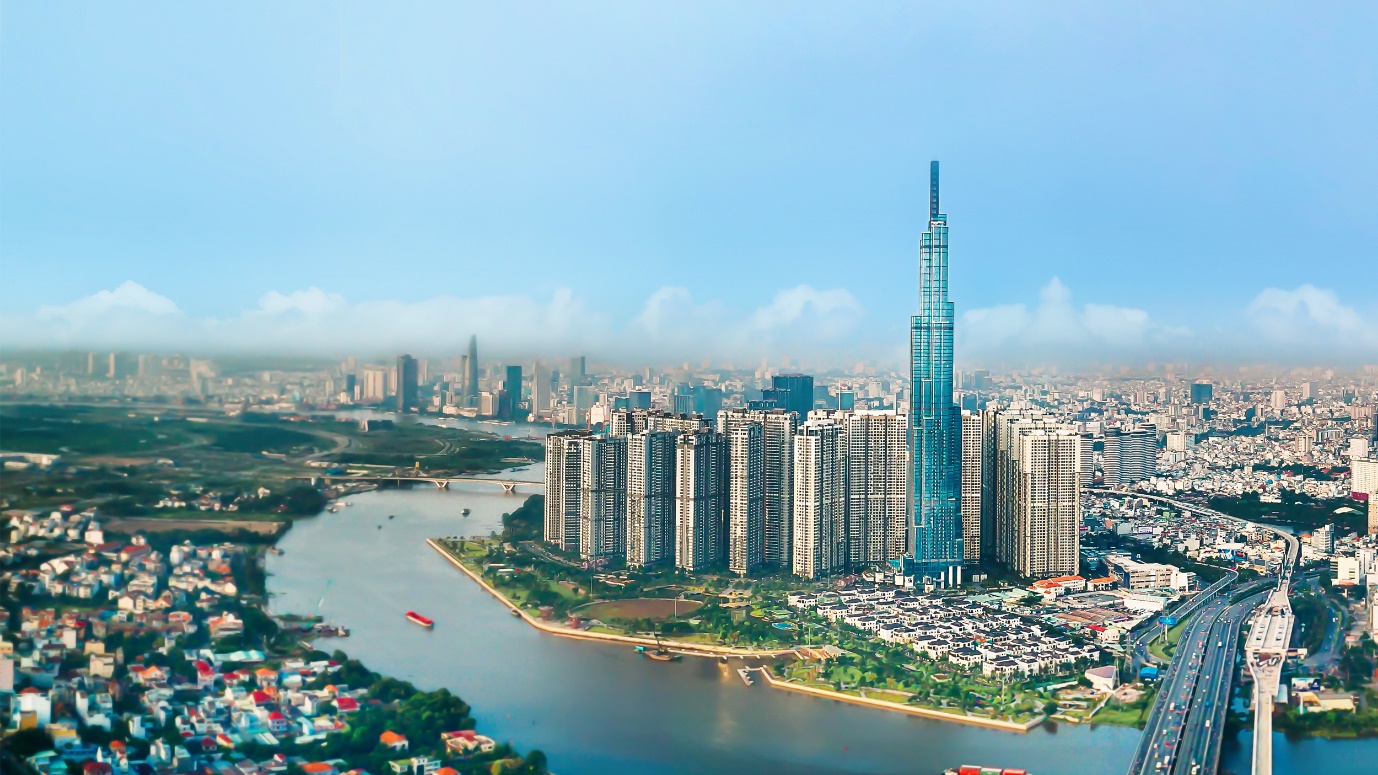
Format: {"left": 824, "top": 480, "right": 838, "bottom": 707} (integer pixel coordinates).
{"left": 1090, "top": 701, "right": 1151, "bottom": 728}
{"left": 860, "top": 688, "right": 913, "bottom": 703}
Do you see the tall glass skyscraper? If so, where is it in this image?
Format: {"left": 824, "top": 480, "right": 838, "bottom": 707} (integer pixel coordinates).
{"left": 910, "top": 161, "right": 963, "bottom": 583}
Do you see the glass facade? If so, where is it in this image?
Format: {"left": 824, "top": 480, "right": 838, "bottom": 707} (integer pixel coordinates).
{"left": 910, "top": 161, "right": 963, "bottom": 580}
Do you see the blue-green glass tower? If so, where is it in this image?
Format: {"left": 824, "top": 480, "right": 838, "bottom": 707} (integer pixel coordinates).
{"left": 910, "top": 161, "right": 963, "bottom": 583}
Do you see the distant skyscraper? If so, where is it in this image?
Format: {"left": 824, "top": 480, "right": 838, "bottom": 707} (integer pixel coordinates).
{"left": 396, "top": 354, "right": 419, "bottom": 413}
{"left": 626, "top": 430, "right": 678, "bottom": 567}
{"left": 843, "top": 410, "right": 909, "bottom": 566}
{"left": 719, "top": 408, "right": 797, "bottom": 568}
{"left": 568, "top": 355, "right": 587, "bottom": 386}
{"left": 465, "top": 336, "right": 479, "bottom": 405}
{"left": 911, "top": 160, "right": 963, "bottom": 584}
{"left": 504, "top": 364, "right": 523, "bottom": 419}
{"left": 544, "top": 431, "right": 590, "bottom": 553}
{"left": 793, "top": 418, "right": 845, "bottom": 579}
{"left": 726, "top": 422, "right": 765, "bottom": 576}
{"left": 531, "top": 362, "right": 550, "bottom": 419}
{"left": 1190, "top": 382, "right": 1213, "bottom": 405}
{"left": 1103, "top": 425, "right": 1156, "bottom": 487}
{"left": 675, "top": 431, "right": 727, "bottom": 572}
{"left": 771, "top": 373, "right": 815, "bottom": 421}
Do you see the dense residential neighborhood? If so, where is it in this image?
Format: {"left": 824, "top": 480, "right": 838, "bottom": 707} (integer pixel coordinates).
{"left": 0, "top": 507, "right": 543, "bottom": 775}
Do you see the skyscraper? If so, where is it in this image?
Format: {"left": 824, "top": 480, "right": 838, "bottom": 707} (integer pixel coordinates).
{"left": 771, "top": 373, "right": 815, "bottom": 421}
{"left": 675, "top": 430, "right": 728, "bottom": 572}
{"left": 396, "top": 354, "right": 419, "bottom": 413}
{"left": 995, "top": 411, "right": 1081, "bottom": 579}
{"left": 960, "top": 409, "right": 995, "bottom": 564}
{"left": 726, "top": 422, "right": 765, "bottom": 575}
{"left": 842, "top": 410, "right": 909, "bottom": 566}
{"left": 578, "top": 435, "right": 627, "bottom": 561}
{"left": 626, "top": 430, "right": 678, "bottom": 567}
{"left": 1103, "top": 425, "right": 1156, "bottom": 487}
{"left": 504, "top": 364, "right": 523, "bottom": 419}
{"left": 531, "top": 362, "right": 550, "bottom": 419}
{"left": 544, "top": 431, "right": 590, "bottom": 553}
{"left": 718, "top": 408, "right": 797, "bottom": 568}
{"left": 465, "top": 336, "right": 479, "bottom": 405}
{"left": 793, "top": 418, "right": 846, "bottom": 579}
{"left": 910, "top": 160, "right": 963, "bottom": 584}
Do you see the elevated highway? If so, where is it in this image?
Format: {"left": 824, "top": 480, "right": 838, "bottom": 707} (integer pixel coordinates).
{"left": 1098, "top": 489, "right": 1300, "bottom": 775}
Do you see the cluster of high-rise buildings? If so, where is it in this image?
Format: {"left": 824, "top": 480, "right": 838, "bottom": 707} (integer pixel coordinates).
{"left": 542, "top": 163, "right": 1089, "bottom": 584}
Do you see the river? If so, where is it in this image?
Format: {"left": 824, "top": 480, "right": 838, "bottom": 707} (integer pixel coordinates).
{"left": 266, "top": 454, "right": 1375, "bottom": 775}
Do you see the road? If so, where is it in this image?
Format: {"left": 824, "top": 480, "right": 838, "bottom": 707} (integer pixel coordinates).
{"left": 1127, "top": 570, "right": 1238, "bottom": 672}
{"left": 1173, "top": 589, "right": 1270, "bottom": 775}
{"left": 1125, "top": 590, "right": 1232, "bottom": 775}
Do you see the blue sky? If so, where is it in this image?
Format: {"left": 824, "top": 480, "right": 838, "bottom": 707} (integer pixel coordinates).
{"left": 2, "top": 3, "right": 1375, "bottom": 364}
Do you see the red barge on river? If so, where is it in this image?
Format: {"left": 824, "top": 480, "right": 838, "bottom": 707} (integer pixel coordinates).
{"left": 406, "top": 611, "right": 434, "bottom": 628}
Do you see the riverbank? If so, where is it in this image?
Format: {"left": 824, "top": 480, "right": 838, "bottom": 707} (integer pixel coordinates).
{"left": 426, "top": 538, "right": 792, "bottom": 657}
{"left": 754, "top": 667, "right": 1042, "bottom": 733}
{"left": 428, "top": 537, "right": 1044, "bottom": 732}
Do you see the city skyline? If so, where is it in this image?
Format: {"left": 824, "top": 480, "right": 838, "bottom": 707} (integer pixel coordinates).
{"left": 3, "top": 5, "right": 1377, "bottom": 365}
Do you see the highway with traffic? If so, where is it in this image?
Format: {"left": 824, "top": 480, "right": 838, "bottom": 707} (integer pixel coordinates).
{"left": 1111, "top": 491, "right": 1302, "bottom": 775}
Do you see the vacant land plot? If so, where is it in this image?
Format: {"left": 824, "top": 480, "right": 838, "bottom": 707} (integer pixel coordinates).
{"left": 104, "top": 517, "right": 285, "bottom": 535}
{"left": 577, "top": 598, "right": 704, "bottom": 621}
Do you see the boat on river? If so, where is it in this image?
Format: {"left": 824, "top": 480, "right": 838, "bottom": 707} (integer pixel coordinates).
{"left": 944, "top": 767, "right": 1028, "bottom": 775}
{"left": 406, "top": 611, "right": 434, "bottom": 628}
{"left": 636, "top": 634, "right": 682, "bottom": 662}
{"left": 462, "top": 508, "right": 471, "bottom": 516}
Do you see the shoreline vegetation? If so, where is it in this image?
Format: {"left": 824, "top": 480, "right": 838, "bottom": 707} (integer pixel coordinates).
{"left": 426, "top": 536, "right": 1044, "bottom": 734}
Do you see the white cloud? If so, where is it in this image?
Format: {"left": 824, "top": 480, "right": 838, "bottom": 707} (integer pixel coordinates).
{"left": 2, "top": 281, "right": 865, "bottom": 362}
{"left": 35, "top": 280, "right": 179, "bottom": 321}
{"left": 959, "top": 277, "right": 1184, "bottom": 360}
{"left": 1246, "top": 284, "right": 1377, "bottom": 348}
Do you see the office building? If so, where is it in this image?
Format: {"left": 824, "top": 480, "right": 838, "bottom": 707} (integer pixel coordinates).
{"left": 568, "top": 355, "right": 586, "bottom": 386}
{"left": 578, "top": 435, "right": 627, "bottom": 561}
{"left": 1103, "top": 425, "right": 1156, "bottom": 487}
{"left": 719, "top": 408, "right": 798, "bottom": 568}
{"left": 629, "top": 390, "right": 652, "bottom": 410}
{"left": 771, "top": 373, "right": 815, "bottom": 421}
{"left": 844, "top": 410, "right": 909, "bottom": 566}
{"left": 675, "top": 431, "right": 727, "bottom": 572}
{"left": 1190, "top": 382, "right": 1213, "bottom": 405}
{"left": 543, "top": 431, "right": 591, "bottom": 553}
{"left": 626, "top": 430, "right": 678, "bottom": 567}
{"left": 396, "top": 355, "right": 419, "bottom": 413}
{"left": 793, "top": 419, "right": 846, "bottom": 579}
{"left": 726, "top": 423, "right": 765, "bottom": 575}
{"left": 910, "top": 160, "right": 963, "bottom": 584}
